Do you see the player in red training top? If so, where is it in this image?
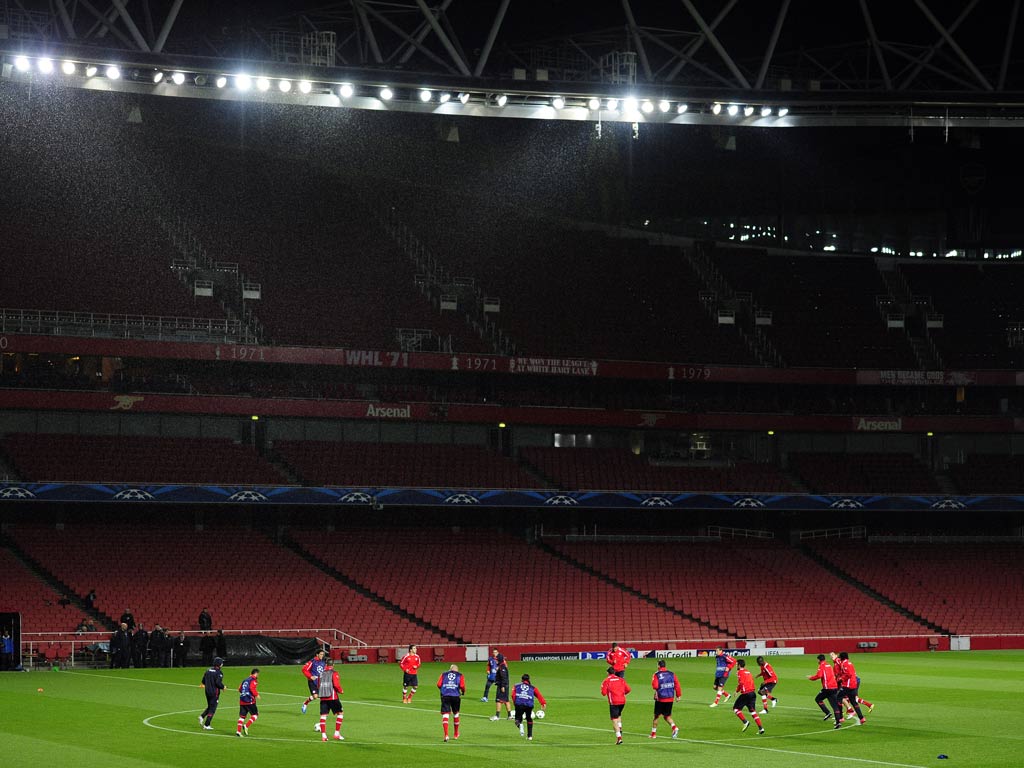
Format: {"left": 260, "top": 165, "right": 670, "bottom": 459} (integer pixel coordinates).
{"left": 732, "top": 659, "right": 765, "bottom": 734}
{"left": 755, "top": 655, "right": 779, "bottom": 713}
{"left": 834, "top": 652, "right": 868, "bottom": 724}
{"left": 317, "top": 658, "right": 345, "bottom": 741}
{"left": 601, "top": 669, "right": 632, "bottom": 745}
{"left": 808, "top": 654, "right": 842, "bottom": 728}
{"left": 301, "top": 649, "right": 327, "bottom": 716}
{"left": 400, "top": 645, "right": 422, "bottom": 704}
{"left": 437, "top": 664, "right": 465, "bottom": 742}
{"left": 710, "top": 647, "right": 737, "bottom": 707}
{"left": 236, "top": 668, "right": 260, "bottom": 737}
{"left": 650, "top": 659, "right": 681, "bottom": 739}
{"left": 606, "top": 642, "right": 631, "bottom": 678}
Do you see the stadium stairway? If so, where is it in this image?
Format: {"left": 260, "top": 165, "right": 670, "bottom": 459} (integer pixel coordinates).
{"left": 535, "top": 539, "right": 736, "bottom": 640}
{"left": 280, "top": 534, "right": 468, "bottom": 645}
{"left": 0, "top": 533, "right": 116, "bottom": 632}
{"left": 797, "top": 542, "right": 951, "bottom": 635}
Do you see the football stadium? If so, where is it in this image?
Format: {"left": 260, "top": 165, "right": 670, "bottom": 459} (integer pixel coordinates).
{"left": 1, "top": 2, "right": 1023, "bottom": 766}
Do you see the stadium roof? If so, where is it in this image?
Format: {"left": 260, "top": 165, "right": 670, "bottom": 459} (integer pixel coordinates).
{"left": 6, "top": 1, "right": 1024, "bottom": 127}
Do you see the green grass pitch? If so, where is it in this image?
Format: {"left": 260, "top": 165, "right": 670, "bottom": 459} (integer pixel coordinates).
{"left": 1, "top": 651, "right": 1021, "bottom": 767}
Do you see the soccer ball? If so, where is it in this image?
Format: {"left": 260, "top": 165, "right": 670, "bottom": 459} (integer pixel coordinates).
{"left": 535, "top": 710, "right": 545, "bottom": 719}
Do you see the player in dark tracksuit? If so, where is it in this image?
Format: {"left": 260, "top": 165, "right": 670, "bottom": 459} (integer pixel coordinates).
{"left": 199, "top": 657, "right": 225, "bottom": 729}
{"left": 481, "top": 648, "right": 500, "bottom": 702}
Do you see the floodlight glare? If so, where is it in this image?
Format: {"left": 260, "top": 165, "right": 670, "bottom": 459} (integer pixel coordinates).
{"left": 171, "top": 71, "right": 186, "bottom": 85}
{"left": 552, "top": 95, "right": 565, "bottom": 109}
{"left": 14, "top": 56, "right": 30, "bottom": 72}
{"left": 711, "top": 102, "right": 722, "bottom": 115}
{"left": 727, "top": 104, "right": 739, "bottom": 116}
{"left": 777, "top": 107, "right": 789, "bottom": 117}
{"left": 496, "top": 93, "right": 508, "bottom": 106}
{"left": 339, "top": 82, "right": 354, "bottom": 98}
{"left": 85, "top": 65, "right": 98, "bottom": 77}
{"left": 235, "top": 74, "right": 252, "bottom": 90}
{"left": 623, "top": 97, "right": 638, "bottom": 112}
{"left": 760, "top": 106, "right": 772, "bottom": 117}
{"left": 105, "top": 65, "right": 121, "bottom": 80}
{"left": 153, "top": 70, "right": 164, "bottom": 83}
{"left": 216, "top": 75, "right": 227, "bottom": 88}
{"left": 278, "top": 79, "right": 292, "bottom": 92}
{"left": 587, "top": 97, "right": 601, "bottom": 111}
{"left": 458, "top": 92, "right": 470, "bottom": 104}
{"left": 379, "top": 86, "right": 394, "bottom": 101}
{"left": 61, "top": 60, "right": 76, "bottom": 75}
{"left": 606, "top": 98, "right": 619, "bottom": 111}
{"left": 659, "top": 100, "right": 670, "bottom": 113}
{"left": 298, "top": 80, "right": 312, "bottom": 94}
{"left": 256, "top": 76, "right": 270, "bottom": 91}
{"left": 37, "top": 58, "right": 54, "bottom": 74}
{"left": 676, "top": 103, "right": 688, "bottom": 114}
{"left": 438, "top": 92, "right": 451, "bottom": 103}
{"left": 641, "top": 100, "right": 654, "bottom": 114}
{"left": 743, "top": 105, "right": 754, "bottom": 117}
{"left": 419, "top": 88, "right": 432, "bottom": 102}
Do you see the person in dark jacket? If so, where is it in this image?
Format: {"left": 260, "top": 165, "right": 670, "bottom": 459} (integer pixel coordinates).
{"left": 200, "top": 632, "right": 216, "bottom": 667}
{"left": 119, "top": 608, "right": 135, "bottom": 632}
{"left": 173, "top": 631, "right": 191, "bottom": 667}
{"left": 109, "top": 623, "right": 131, "bottom": 669}
{"left": 215, "top": 629, "right": 228, "bottom": 660}
{"left": 132, "top": 624, "right": 149, "bottom": 668}
{"left": 198, "top": 609, "right": 213, "bottom": 632}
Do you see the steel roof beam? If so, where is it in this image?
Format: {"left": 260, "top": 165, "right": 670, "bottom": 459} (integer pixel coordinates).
{"left": 913, "top": 0, "right": 991, "bottom": 91}
{"left": 678, "top": 0, "right": 750, "bottom": 89}
{"left": 473, "top": 0, "right": 510, "bottom": 78}
{"left": 664, "top": 0, "right": 738, "bottom": 83}
{"left": 898, "top": 0, "right": 978, "bottom": 91}
{"left": 999, "top": 0, "right": 1021, "bottom": 92}
{"left": 858, "top": 0, "right": 891, "bottom": 90}
{"left": 415, "top": 0, "right": 470, "bottom": 77}
{"left": 755, "top": 0, "right": 791, "bottom": 91}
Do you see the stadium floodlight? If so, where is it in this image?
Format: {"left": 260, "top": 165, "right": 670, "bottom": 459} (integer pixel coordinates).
{"left": 777, "top": 107, "right": 789, "bottom": 117}
{"left": 235, "top": 74, "right": 252, "bottom": 90}
{"left": 256, "top": 76, "right": 270, "bottom": 91}
{"left": 606, "top": 98, "right": 619, "bottom": 111}
{"left": 171, "top": 71, "right": 186, "bottom": 85}
{"left": 339, "top": 82, "right": 354, "bottom": 98}
{"left": 743, "top": 105, "right": 755, "bottom": 117}
{"left": 711, "top": 102, "right": 722, "bottom": 115}
{"left": 379, "top": 86, "right": 394, "bottom": 101}
{"left": 438, "top": 92, "right": 451, "bottom": 103}
{"left": 458, "top": 92, "right": 471, "bottom": 104}
{"left": 623, "top": 97, "right": 638, "bottom": 113}
{"left": 552, "top": 95, "right": 565, "bottom": 109}
{"left": 215, "top": 75, "right": 227, "bottom": 88}
{"left": 14, "top": 55, "right": 31, "bottom": 72}
{"left": 418, "top": 88, "right": 432, "bottom": 102}
{"left": 153, "top": 70, "right": 164, "bottom": 83}
{"left": 61, "top": 60, "right": 76, "bottom": 75}
{"left": 194, "top": 74, "right": 208, "bottom": 86}
{"left": 659, "top": 100, "right": 670, "bottom": 113}
{"left": 641, "top": 100, "right": 654, "bottom": 113}
{"left": 37, "top": 58, "right": 54, "bottom": 74}
{"left": 105, "top": 65, "right": 121, "bottom": 80}
{"left": 676, "top": 103, "right": 688, "bottom": 114}
{"left": 727, "top": 104, "right": 739, "bottom": 116}
{"left": 495, "top": 93, "right": 508, "bottom": 106}
{"left": 760, "top": 106, "right": 772, "bottom": 117}
{"left": 587, "top": 97, "right": 601, "bottom": 111}
{"left": 278, "top": 79, "right": 292, "bottom": 92}
{"left": 298, "top": 80, "right": 312, "bottom": 94}
{"left": 85, "top": 65, "right": 98, "bottom": 77}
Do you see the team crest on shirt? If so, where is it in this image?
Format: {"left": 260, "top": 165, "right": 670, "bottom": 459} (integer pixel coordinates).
{"left": 444, "top": 493, "right": 480, "bottom": 505}
{"left": 732, "top": 497, "right": 765, "bottom": 508}
{"left": 930, "top": 499, "right": 965, "bottom": 509}
{"left": 640, "top": 496, "right": 673, "bottom": 507}
{"left": 0, "top": 486, "right": 36, "bottom": 499}
{"left": 829, "top": 498, "right": 864, "bottom": 509}
{"left": 339, "top": 492, "right": 373, "bottom": 504}
{"left": 228, "top": 490, "right": 269, "bottom": 502}
{"left": 545, "top": 495, "right": 579, "bottom": 506}
{"left": 113, "top": 488, "right": 156, "bottom": 501}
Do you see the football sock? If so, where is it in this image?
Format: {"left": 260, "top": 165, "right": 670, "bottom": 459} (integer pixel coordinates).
{"left": 753, "top": 714, "right": 763, "bottom": 727}
{"left": 736, "top": 712, "right": 747, "bottom": 723}
{"left": 335, "top": 715, "right": 343, "bottom": 734}
{"left": 453, "top": 714, "right": 460, "bottom": 738}
{"left": 442, "top": 713, "right": 450, "bottom": 738}
{"left": 319, "top": 716, "right": 327, "bottom": 733}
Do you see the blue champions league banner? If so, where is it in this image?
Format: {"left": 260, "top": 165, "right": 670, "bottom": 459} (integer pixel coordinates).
{"left": 0, "top": 483, "right": 1022, "bottom": 511}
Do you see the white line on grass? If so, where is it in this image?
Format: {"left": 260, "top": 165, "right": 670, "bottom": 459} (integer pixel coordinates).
{"left": 77, "top": 672, "right": 929, "bottom": 766}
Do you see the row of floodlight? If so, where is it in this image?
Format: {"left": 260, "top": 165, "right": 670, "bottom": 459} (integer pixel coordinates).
{"left": 10, "top": 55, "right": 790, "bottom": 118}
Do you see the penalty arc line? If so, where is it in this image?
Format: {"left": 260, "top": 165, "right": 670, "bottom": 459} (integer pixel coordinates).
{"left": 73, "top": 672, "right": 928, "bottom": 766}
